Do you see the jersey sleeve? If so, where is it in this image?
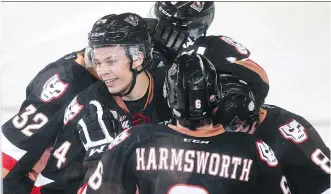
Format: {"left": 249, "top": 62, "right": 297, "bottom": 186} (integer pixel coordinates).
{"left": 31, "top": 84, "right": 123, "bottom": 194}
{"left": 202, "top": 35, "right": 251, "bottom": 60}
{"left": 253, "top": 140, "right": 292, "bottom": 194}
{"left": 206, "top": 36, "right": 269, "bottom": 103}
{"left": 230, "top": 59, "right": 269, "bottom": 103}
{"left": 2, "top": 106, "right": 66, "bottom": 194}
{"left": 277, "top": 114, "right": 330, "bottom": 193}
{"left": 181, "top": 35, "right": 250, "bottom": 61}
{"left": 80, "top": 127, "right": 142, "bottom": 194}
{"left": 1, "top": 57, "right": 95, "bottom": 174}
{"left": 1, "top": 60, "right": 96, "bottom": 194}
{"left": 186, "top": 35, "right": 269, "bottom": 103}
{"left": 30, "top": 91, "right": 91, "bottom": 194}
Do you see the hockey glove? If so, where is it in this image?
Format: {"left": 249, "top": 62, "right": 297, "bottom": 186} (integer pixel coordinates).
{"left": 77, "top": 102, "right": 122, "bottom": 167}
{"left": 152, "top": 19, "right": 189, "bottom": 61}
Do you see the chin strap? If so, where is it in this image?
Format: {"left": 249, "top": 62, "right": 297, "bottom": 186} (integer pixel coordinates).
{"left": 113, "top": 71, "right": 154, "bottom": 113}
{"left": 118, "top": 70, "right": 138, "bottom": 97}
{"left": 117, "top": 50, "right": 150, "bottom": 96}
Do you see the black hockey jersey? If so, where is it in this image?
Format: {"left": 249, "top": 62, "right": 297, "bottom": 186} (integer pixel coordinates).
{"left": 150, "top": 34, "right": 251, "bottom": 70}
{"left": 181, "top": 35, "right": 269, "bottom": 103}
{"left": 151, "top": 34, "right": 269, "bottom": 103}
{"left": 1, "top": 50, "right": 98, "bottom": 194}
{"left": 180, "top": 35, "right": 250, "bottom": 61}
{"left": 250, "top": 104, "right": 330, "bottom": 194}
{"left": 81, "top": 124, "right": 291, "bottom": 194}
{"left": 32, "top": 68, "right": 173, "bottom": 194}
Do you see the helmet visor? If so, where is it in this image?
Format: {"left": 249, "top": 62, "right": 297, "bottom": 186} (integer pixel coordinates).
{"left": 85, "top": 44, "right": 146, "bottom": 68}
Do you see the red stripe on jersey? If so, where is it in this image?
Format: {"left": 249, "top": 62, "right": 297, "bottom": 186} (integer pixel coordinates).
{"left": 30, "top": 186, "right": 42, "bottom": 194}
{"left": 2, "top": 152, "right": 18, "bottom": 171}
{"left": 78, "top": 182, "right": 88, "bottom": 194}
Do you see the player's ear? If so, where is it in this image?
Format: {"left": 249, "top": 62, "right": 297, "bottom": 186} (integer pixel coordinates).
{"left": 132, "top": 51, "right": 145, "bottom": 70}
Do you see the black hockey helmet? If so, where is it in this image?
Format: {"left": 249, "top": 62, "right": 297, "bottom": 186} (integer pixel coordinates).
{"left": 86, "top": 13, "right": 152, "bottom": 96}
{"left": 149, "top": 1, "right": 215, "bottom": 39}
{"left": 214, "top": 74, "right": 260, "bottom": 132}
{"left": 87, "top": 13, "right": 152, "bottom": 70}
{"left": 164, "top": 53, "right": 220, "bottom": 122}
{"left": 88, "top": 13, "right": 151, "bottom": 47}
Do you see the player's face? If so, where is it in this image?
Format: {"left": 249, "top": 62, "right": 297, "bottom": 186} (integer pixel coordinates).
{"left": 94, "top": 46, "right": 133, "bottom": 94}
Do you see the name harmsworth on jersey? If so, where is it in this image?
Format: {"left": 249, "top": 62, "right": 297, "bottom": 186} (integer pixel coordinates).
{"left": 136, "top": 147, "right": 253, "bottom": 181}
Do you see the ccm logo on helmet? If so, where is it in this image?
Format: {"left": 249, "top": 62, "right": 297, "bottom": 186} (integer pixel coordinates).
{"left": 91, "top": 32, "right": 105, "bottom": 37}
{"left": 184, "top": 138, "right": 210, "bottom": 144}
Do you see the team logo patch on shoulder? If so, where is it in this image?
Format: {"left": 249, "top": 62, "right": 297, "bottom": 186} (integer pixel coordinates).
{"left": 63, "top": 96, "right": 84, "bottom": 125}
{"left": 40, "top": 74, "right": 69, "bottom": 103}
{"left": 124, "top": 15, "right": 139, "bottom": 26}
{"left": 278, "top": 119, "right": 308, "bottom": 144}
{"left": 191, "top": 2, "right": 205, "bottom": 12}
{"left": 219, "top": 36, "right": 249, "bottom": 55}
{"left": 256, "top": 140, "right": 278, "bottom": 167}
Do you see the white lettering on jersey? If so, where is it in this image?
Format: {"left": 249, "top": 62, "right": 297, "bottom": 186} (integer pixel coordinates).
{"left": 311, "top": 148, "right": 331, "bottom": 174}
{"left": 280, "top": 176, "right": 291, "bottom": 194}
{"left": 40, "top": 74, "right": 69, "bottom": 103}
{"left": 88, "top": 161, "right": 103, "bottom": 190}
{"left": 136, "top": 148, "right": 253, "bottom": 182}
{"left": 278, "top": 119, "right": 308, "bottom": 144}
{"left": 63, "top": 96, "right": 83, "bottom": 125}
{"left": 12, "top": 104, "right": 49, "bottom": 137}
{"left": 256, "top": 140, "right": 278, "bottom": 167}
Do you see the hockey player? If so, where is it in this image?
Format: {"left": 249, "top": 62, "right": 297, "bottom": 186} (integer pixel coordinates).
{"left": 28, "top": 13, "right": 173, "bottom": 194}
{"left": 1, "top": 4, "right": 208, "bottom": 191}
{"left": 81, "top": 53, "right": 292, "bottom": 194}
{"left": 147, "top": 1, "right": 216, "bottom": 64}
{"left": 1, "top": 48, "right": 99, "bottom": 193}
{"left": 147, "top": 2, "right": 268, "bottom": 100}
{"left": 149, "top": 2, "right": 331, "bottom": 193}
{"left": 0, "top": 9, "right": 176, "bottom": 194}
{"left": 213, "top": 74, "right": 331, "bottom": 194}
{"left": 1, "top": 3, "right": 189, "bottom": 193}
{"left": 189, "top": 28, "right": 330, "bottom": 194}
{"left": 1, "top": 7, "right": 197, "bottom": 193}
